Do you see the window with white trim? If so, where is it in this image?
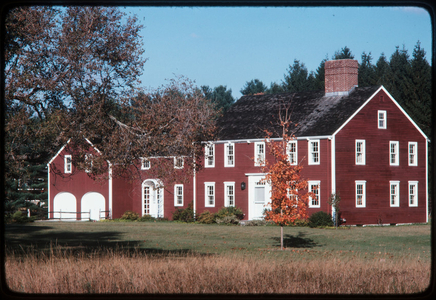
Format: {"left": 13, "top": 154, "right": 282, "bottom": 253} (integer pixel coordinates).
{"left": 378, "top": 110, "right": 387, "bottom": 129}
{"left": 254, "top": 142, "right": 265, "bottom": 166}
{"left": 224, "top": 143, "right": 235, "bottom": 167}
{"left": 287, "top": 140, "right": 298, "bottom": 165}
{"left": 390, "top": 181, "right": 400, "bottom": 207}
{"left": 355, "top": 140, "right": 366, "bottom": 165}
{"left": 355, "top": 181, "right": 366, "bottom": 207}
{"left": 174, "top": 184, "right": 183, "bottom": 206}
{"left": 390, "top": 141, "right": 399, "bottom": 166}
{"left": 308, "top": 140, "right": 320, "bottom": 165}
{"left": 224, "top": 182, "right": 235, "bottom": 207}
{"left": 408, "top": 181, "right": 418, "bottom": 207}
{"left": 308, "top": 181, "right": 320, "bottom": 208}
{"left": 141, "top": 158, "right": 150, "bottom": 170}
{"left": 408, "top": 142, "right": 418, "bottom": 166}
{"left": 64, "top": 155, "right": 72, "bottom": 173}
{"left": 205, "top": 144, "right": 215, "bottom": 168}
{"left": 174, "top": 157, "right": 184, "bottom": 169}
{"left": 205, "top": 182, "right": 215, "bottom": 207}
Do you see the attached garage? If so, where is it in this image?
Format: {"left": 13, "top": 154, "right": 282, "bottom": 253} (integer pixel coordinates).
{"left": 81, "top": 192, "right": 106, "bottom": 220}
{"left": 53, "top": 192, "right": 77, "bottom": 220}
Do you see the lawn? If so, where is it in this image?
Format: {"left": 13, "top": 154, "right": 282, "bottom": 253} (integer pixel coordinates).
{"left": 4, "top": 221, "right": 432, "bottom": 294}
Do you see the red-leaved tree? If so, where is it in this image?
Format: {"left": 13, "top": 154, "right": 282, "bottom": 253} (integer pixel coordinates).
{"left": 261, "top": 105, "right": 311, "bottom": 250}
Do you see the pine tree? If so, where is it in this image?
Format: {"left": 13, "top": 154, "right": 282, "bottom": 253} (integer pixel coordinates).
{"left": 358, "top": 52, "right": 377, "bottom": 87}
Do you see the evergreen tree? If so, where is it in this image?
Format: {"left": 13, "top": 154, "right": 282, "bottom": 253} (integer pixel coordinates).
{"left": 333, "top": 46, "right": 354, "bottom": 59}
{"left": 313, "top": 57, "right": 327, "bottom": 91}
{"left": 282, "top": 59, "right": 313, "bottom": 93}
{"left": 202, "top": 85, "right": 235, "bottom": 112}
{"left": 358, "top": 52, "right": 377, "bottom": 87}
{"left": 375, "top": 52, "right": 390, "bottom": 86}
{"left": 240, "top": 79, "right": 268, "bottom": 95}
{"left": 265, "top": 82, "right": 285, "bottom": 94}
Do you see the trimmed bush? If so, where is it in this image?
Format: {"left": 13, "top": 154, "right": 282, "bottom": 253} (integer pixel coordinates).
{"left": 172, "top": 203, "right": 194, "bottom": 223}
{"left": 215, "top": 215, "right": 240, "bottom": 225}
{"left": 196, "top": 210, "right": 215, "bottom": 224}
{"left": 308, "top": 211, "right": 333, "bottom": 228}
{"left": 215, "top": 206, "right": 244, "bottom": 220}
{"left": 120, "top": 211, "right": 139, "bottom": 221}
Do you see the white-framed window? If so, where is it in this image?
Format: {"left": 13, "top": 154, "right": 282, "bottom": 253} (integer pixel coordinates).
{"left": 205, "top": 144, "right": 215, "bottom": 168}
{"left": 308, "top": 181, "right": 320, "bottom": 208}
{"left": 254, "top": 142, "right": 265, "bottom": 166}
{"left": 355, "top": 140, "right": 366, "bottom": 165}
{"left": 174, "top": 157, "right": 184, "bottom": 169}
{"left": 64, "top": 155, "right": 72, "bottom": 173}
{"left": 378, "top": 110, "right": 387, "bottom": 129}
{"left": 408, "top": 181, "right": 418, "bottom": 207}
{"left": 224, "top": 143, "right": 235, "bottom": 167}
{"left": 84, "top": 153, "right": 93, "bottom": 173}
{"left": 355, "top": 181, "right": 366, "bottom": 207}
{"left": 308, "top": 140, "right": 320, "bottom": 165}
{"left": 390, "top": 181, "right": 400, "bottom": 207}
{"left": 287, "top": 140, "right": 298, "bottom": 165}
{"left": 224, "top": 182, "right": 235, "bottom": 207}
{"left": 390, "top": 141, "right": 399, "bottom": 166}
{"left": 408, "top": 142, "right": 418, "bottom": 166}
{"left": 204, "top": 182, "right": 215, "bottom": 207}
{"left": 174, "top": 184, "right": 184, "bottom": 206}
{"left": 141, "top": 157, "right": 150, "bottom": 170}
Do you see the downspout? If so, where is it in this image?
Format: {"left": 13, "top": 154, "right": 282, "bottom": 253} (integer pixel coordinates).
{"left": 47, "top": 163, "right": 50, "bottom": 219}
{"left": 108, "top": 162, "right": 113, "bottom": 219}
{"left": 330, "top": 135, "right": 336, "bottom": 216}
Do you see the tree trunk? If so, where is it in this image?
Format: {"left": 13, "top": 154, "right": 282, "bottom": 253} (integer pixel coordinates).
{"left": 280, "top": 225, "right": 284, "bottom": 250}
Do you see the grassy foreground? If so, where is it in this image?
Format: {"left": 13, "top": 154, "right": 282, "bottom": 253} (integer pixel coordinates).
{"left": 4, "top": 221, "right": 432, "bottom": 294}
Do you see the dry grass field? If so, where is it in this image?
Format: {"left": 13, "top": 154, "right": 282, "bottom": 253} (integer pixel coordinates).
{"left": 4, "top": 221, "right": 432, "bottom": 294}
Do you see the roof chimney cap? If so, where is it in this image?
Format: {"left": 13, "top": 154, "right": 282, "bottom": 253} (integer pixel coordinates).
{"left": 325, "top": 59, "right": 358, "bottom": 96}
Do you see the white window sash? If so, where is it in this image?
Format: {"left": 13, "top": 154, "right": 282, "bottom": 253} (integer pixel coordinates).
{"left": 254, "top": 142, "right": 265, "bottom": 166}
{"left": 141, "top": 157, "right": 150, "bottom": 170}
{"left": 174, "top": 184, "right": 184, "bottom": 206}
{"left": 408, "top": 181, "right": 418, "bottom": 207}
{"left": 408, "top": 142, "right": 418, "bottom": 166}
{"left": 205, "top": 144, "right": 215, "bottom": 168}
{"left": 174, "top": 157, "right": 184, "bottom": 169}
{"left": 355, "top": 181, "right": 366, "bottom": 207}
{"left": 308, "top": 181, "right": 320, "bottom": 208}
{"left": 204, "top": 182, "right": 215, "bottom": 207}
{"left": 224, "top": 143, "right": 235, "bottom": 167}
{"left": 64, "top": 155, "right": 72, "bottom": 173}
{"left": 287, "top": 140, "right": 298, "bottom": 165}
{"left": 378, "top": 110, "right": 387, "bottom": 129}
{"left": 308, "top": 140, "right": 320, "bottom": 165}
{"left": 390, "top": 181, "right": 400, "bottom": 207}
{"left": 355, "top": 140, "right": 366, "bottom": 165}
{"left": 390, "top": 141, "right": 399, "bottom": 166}
{"left": 224, "top": 182, "right": 235, "bottom": 207}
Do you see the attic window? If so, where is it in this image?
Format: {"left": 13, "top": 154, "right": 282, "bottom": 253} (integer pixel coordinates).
{"left": 141, "top": 158, "right": 150, "bottom": 170}
{"left": 378, "top": 110, "right": 387, "bottom": 129}
{"left": 174, "top": 157, "right": 184, "bottom": 169}
{"left": 64, "top": 155, "right": 72, "bottom": 173}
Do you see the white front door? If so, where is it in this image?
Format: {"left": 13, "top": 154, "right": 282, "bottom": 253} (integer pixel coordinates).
{"left": 248, "top": 175, "right": 271, "bottom": 220}
{"left": 142, "top": 180, "right": 164, "bottom": 218}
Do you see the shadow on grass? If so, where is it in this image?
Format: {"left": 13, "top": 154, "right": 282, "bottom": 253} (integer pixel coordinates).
{"left": 271, "top": 231, "right": 319, "bottom": 248}
{"left": 4, "top": 224, "right": 213, "bottom": 258}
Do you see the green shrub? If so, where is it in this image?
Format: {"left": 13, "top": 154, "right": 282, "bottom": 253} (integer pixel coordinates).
{"left": 215, "top": 215, "right": 240, "bottom": 225}
{"left": 138, "top": 214, "right": 156, "bottom": 222}
{"left": 244, "top": 219, "right": 269, "bottom": 226}
{"left": 172, "top": 203, "right": 194, "bottom": 223}
{"left": 196, "top": 210, "right": 215, "bottom": 224}
{"left": 120, "top": 210, "right": 139, "bottom": 221}
{"left": 308, "top": 211, "right": 333, "bottom": 228}
{"left": 6, "top": 211, "right": 36, "bottom": 224}
{"left": 215, "top": 206, "right": 244, "bottom": 220}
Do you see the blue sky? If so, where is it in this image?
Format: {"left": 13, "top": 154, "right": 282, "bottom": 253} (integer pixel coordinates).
{"left": 123, "top": 6, "right": 432, "bottom": 99}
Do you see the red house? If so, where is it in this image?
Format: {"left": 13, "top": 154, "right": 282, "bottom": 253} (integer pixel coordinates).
{"left": 48, "top": 59, "right": 429, "bottom": 225}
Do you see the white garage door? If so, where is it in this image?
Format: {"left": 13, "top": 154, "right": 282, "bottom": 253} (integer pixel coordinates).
{"left": 53, "top": 192, "right": 77, "bottom": 220}
{"left": 81, "top": 192, "right": 105, "bottom": 220}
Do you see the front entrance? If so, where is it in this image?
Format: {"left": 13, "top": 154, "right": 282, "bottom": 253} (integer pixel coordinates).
{"left": 248, "top": 175, "right": 271, "bottom": 220}
{"left": 142, "top": 179, "right": 164, "bottom": 218}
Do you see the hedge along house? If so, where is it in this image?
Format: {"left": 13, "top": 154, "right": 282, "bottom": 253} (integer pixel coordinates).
{"left": 48, "top": 59, "right": 429, "bottom": 225}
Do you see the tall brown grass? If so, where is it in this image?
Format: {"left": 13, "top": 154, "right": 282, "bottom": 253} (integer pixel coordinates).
{"left": 5, "top": 247, "right": 430, "bottom": 294}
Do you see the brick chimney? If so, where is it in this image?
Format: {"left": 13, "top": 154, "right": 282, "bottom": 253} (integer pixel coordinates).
{"left": 325, "top": 59, "right": 358, "bottom": 96}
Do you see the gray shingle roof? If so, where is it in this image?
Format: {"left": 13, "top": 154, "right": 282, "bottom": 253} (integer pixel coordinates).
{"left": 216, "top": 86, "right": 380, "bottom": 140}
